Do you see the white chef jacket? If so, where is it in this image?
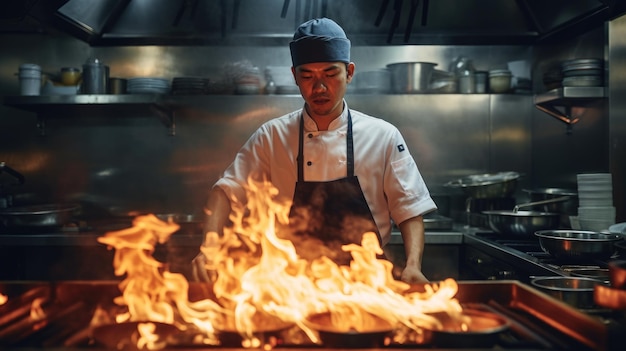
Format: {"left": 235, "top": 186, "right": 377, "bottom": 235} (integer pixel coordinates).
{"left": 214, "top": 101, "right": 437, "bottom": 245}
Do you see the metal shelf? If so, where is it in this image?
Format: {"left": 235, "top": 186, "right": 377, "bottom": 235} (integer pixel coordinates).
{"left": 3, "top": 94, "right": 175, "bottom": 135}
{"left": 534, "top": 87, "right": 607, "bottom": 131}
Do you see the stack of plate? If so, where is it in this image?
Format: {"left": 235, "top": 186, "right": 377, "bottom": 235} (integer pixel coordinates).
{"left": 171, "top": 77, "right": 209, "bottom": 95}
{"left": 127, "top": 77, "right": 171, "bottom": 94}
{"left": 561, "top": 58, "right": 604, "bottom": 87}
{"left": 577, "top": 173, "right": 615, "bottom": 231}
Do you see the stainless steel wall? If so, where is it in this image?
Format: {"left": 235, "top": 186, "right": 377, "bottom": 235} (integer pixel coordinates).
{"left": 0, "top": 26, "right": 612, "bottom": 221}
{"left": 609, "top": 15, "right": 626, "bottom": 223}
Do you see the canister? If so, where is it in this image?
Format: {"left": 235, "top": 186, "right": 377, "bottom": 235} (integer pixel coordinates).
{"left": 81, "top": 58, "right": 108, "bottom": 94}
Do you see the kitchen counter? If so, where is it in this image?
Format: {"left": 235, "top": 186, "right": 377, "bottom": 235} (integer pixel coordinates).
{"left": 0, "top": 230, "right": 464, "bottom": 246}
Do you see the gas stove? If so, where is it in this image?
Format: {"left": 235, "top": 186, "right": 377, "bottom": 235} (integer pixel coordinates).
{"left": 0, "top": 280, "right": 623, "bottom": 350}
{"left": 463, "top": 229, "right": 617, "bottom": 283}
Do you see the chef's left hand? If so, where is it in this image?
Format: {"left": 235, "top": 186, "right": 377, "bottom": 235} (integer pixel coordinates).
{"left": 400, "top": 265, "right": 429, "bottom": 284}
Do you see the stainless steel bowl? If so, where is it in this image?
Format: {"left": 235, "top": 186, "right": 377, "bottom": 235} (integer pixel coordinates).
{"left": 482, "top": 210, "right": 560, "bottom": 237}
{"left": 534, "top": 230, "right": 622, "bottom": 261}
{"left": 444, "top": 172, "right": 521, "bottom": 199}
{"left": 531, "top": 276, "right": 605, "bottom": 309}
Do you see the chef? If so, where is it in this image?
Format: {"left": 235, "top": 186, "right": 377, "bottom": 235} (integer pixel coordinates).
{"left": 194, "top": 18, "right": 436, "bottom": 283}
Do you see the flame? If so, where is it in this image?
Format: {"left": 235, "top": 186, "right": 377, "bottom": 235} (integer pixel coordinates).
{"left": 30, "top": 297, "right": 47, "bottom": 321}
{"left": 98, "top": 178, "right": 464, "bottom": 348}
{"left": 0, "top": 293, "right": 7, "bottom": 305}
{"left": 136, "top": 322, "right": 166, "bottom": 350}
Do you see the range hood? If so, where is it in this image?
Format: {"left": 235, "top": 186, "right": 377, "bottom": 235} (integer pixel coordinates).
{"left": 6, "top": 0, "right": 626, "bottom": 46}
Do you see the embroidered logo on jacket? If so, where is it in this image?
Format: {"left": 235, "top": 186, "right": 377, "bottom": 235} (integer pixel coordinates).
{"left": 397, "top": 144, "right": 405, "bottom": 152}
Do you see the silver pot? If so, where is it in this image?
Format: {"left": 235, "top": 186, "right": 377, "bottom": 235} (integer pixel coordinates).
{"left": 534, "top": 230, "right": 622, "bottom": 261}
{"left": 483, "top": 210, "right": 560, "bottom": 237}
{"left": 386, "top": 62, "right": 437, "bottom": 93}
{"left": 444, "top": 172, "right": 521, "bottom": 199}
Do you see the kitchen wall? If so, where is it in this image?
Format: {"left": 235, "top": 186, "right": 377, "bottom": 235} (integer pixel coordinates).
{"left": 0, "top": 19, "right": 618, "bottom": 222}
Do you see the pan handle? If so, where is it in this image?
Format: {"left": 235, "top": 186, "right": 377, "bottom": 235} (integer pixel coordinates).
{"left": 513, "top": 196, "right": 572, "bottom": 212}
{"left": 0, "top": 162, "right": 25, "bottom": 185}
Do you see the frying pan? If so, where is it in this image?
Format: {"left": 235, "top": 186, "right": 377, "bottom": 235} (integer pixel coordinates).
{"left": 482, "top": 197, "right": 570, "bottom": 237}
{"left": 304, "top": 311, "right": 393, "bottom": 348}
{"left": 0, "top": 203, "right": 80, "bottom": 228}
{"left": 421, "top": 309, "right": 509, "bottom": 348}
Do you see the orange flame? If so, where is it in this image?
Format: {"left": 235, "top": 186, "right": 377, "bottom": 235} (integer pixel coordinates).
{"left": 136, "top": 322, "right": 166, "bottom": 350}
{"left": 0, "top": 293, "right": 7, "bottom": 306}
{"left": 98, "top": 178, "right": 463, "bottom": 348}
{"left": 30, "top": 297, "right": 47, "bottom": 321}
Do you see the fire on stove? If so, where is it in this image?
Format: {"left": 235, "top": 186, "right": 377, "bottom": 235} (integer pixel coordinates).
{"left": 0, "top": 179, "right": 623, "bottom": 350}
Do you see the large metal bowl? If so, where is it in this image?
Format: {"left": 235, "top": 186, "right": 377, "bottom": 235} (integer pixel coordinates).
{"left": 444, "top": 172, "right": 521, "bottom": 199}
{"left": 534, "top": 230, "right": 623, "bottom": 261}
{"left": 482, "top": 210, "right": 560, "bottom": 237}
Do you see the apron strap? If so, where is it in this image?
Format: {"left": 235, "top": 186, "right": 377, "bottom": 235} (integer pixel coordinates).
{"left": 297, "top": 110, "right": 354, "bottom": 180}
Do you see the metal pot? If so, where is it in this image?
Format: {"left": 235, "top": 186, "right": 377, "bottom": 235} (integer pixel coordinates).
{"left": 386, "top": 62, "right": 437, "bottom": 93}
{"left": 531, "top": 276, "right": 605, "bottom": 309}
{"left": 534, "top": 230, "right": 622, "bottom": 261}
{"left": 0, "top": 203, "right": 80, "bottom": 227}
{"left": 483, "top": 210, "right": 560, "bottom": 237}
{"left": 444, "top": 172, "right": 521, "bottom": 199}
{"left": 522, "top": 188, "right": 577, "bottom": 213}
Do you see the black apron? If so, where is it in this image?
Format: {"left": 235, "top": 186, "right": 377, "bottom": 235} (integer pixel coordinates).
{"left": 287, "top": 110, "right": 381, "bottom": 265}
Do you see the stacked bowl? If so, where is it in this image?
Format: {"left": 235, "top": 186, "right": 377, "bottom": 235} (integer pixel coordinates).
{"left": 561, "top": 58, "right": 604, "bottom": 87}
{"left": 577, "top": 173, "right": 615, "bottom": 231}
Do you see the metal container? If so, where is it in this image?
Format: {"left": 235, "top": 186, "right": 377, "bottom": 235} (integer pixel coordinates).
{"left": 534, "top": 230, "right": 622, "bottom": 261}
{"left": 444, "top": 172, "right": 521, "bottom": 199}
{"left": 386, "top": 62, "right": 437, "bottom": 93}
{"left": 81, "top": 58, "right": 108, "bottom": 94}
{"left": 531, "top": 276, "right": 605, "bottom": 309}
{"left": 483, "top": 210, "right": 560, "bottom": 237}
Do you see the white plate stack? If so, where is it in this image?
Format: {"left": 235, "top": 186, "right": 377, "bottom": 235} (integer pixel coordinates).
{"left": 576, "top": 173, "right": 615, "bottom": 232}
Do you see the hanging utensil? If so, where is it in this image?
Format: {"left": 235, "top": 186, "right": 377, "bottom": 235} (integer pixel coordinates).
{"left": 375, "top": 0, "right": 391, "bottom": 26}
{"left": 387, "top": 0, "right": 403, "bottom": 43}
{"left": 404, "top": 0, "right": 419, "bottom": 42}
{"left": 281, "top": 0, "right": 291, "bottom": 18}
{"left": 232, "top": 0, "right": 241, "bottom": 29}
{"left": 421, "top": 0, "right": 429, "bottom": 25}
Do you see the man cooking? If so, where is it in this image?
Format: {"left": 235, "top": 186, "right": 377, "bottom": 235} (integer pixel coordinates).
{"left": 193, "top": 18, "right": 436, "bottom": 283}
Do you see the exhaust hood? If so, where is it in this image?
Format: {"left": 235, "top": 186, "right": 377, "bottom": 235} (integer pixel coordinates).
{"left": 5, "top": 0, "right": 626, "bottom": 46}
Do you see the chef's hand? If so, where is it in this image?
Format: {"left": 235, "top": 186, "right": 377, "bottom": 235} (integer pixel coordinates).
{"left": 400, "top": 265, "right": 429, "bottom": 284}
{"left": 191, "top": 252, "right": 214, "bottom": 282}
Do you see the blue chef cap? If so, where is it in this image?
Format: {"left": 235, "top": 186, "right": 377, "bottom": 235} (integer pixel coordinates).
{"left": 289, "top": 18, "right": 351, "bottom": 67}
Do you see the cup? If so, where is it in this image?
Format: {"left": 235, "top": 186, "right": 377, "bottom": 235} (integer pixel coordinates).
{"left": 18, "top": 63, "right": 42, "bottom": 96}
{"left": 60, "top": 67, "right": 82, "bottom": 86}
{"left": 475, "top": 71, "right": 488, "bottom": 93}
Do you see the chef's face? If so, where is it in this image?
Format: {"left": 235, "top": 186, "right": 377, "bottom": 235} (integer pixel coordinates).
{"left": 292, "top": 61, "right": 355, "bottom": 120}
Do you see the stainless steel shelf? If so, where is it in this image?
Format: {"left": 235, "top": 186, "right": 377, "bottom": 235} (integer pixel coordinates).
{"left": 534, "top": 86, "right": 606, "bottom": 105}
{"left": 533, "top": 87, "right": 607, "bottom": 130}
